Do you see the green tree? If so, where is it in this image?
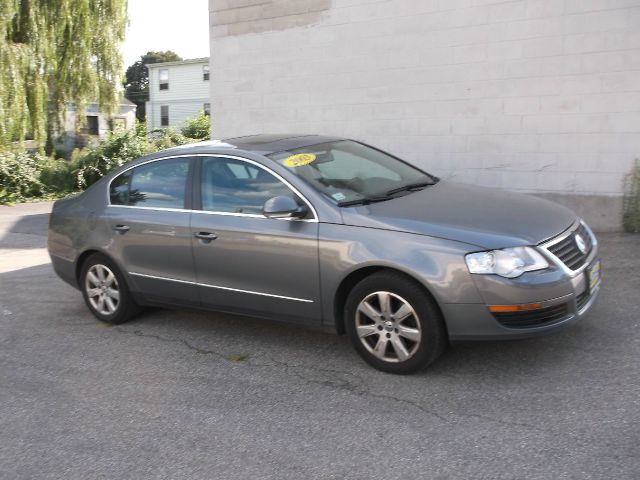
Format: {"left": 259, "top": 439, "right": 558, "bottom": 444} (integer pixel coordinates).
{"left": 124, "top": 50, "right": 182, "bottom": 122}
{"left": 0, "top": 0, "right": 128, "bottom": 151}
{"left": 180, "top": 110, "right": 211, "bottom": 140}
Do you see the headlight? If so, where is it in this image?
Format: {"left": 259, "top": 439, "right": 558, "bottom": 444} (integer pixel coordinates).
{"left": 465, "top": 247, "right": 549, "bottom": 279}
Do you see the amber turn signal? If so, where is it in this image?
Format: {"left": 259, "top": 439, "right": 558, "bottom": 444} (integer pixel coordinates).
{"left": 488, "top": 303, "right": 542, "bottom": 313}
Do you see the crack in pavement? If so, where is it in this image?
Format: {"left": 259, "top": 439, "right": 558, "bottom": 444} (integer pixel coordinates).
{"left": 259, "top": 354, "right": 451, "bottom": 423}
{"left": 113, "top": 326, "right": 236, "bottom": 362}
{"left": 112, "top": 326, "right": 452, "bottom": 424}
{"left": 111, "top": 326, "right": 555, "bottom": 432}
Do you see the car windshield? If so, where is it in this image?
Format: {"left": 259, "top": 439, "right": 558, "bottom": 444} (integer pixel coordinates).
{"left": 267, "top": 140, "right": 436, "bottom": 206}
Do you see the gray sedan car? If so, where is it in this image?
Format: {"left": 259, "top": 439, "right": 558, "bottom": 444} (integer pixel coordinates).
{"left": 48, "top": 134, "right": 601, "bottom": 373}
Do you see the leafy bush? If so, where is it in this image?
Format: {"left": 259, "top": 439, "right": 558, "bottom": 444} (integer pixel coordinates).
{"left": 74, "top": 123, "right": 194, "bottom": 188}
{"left": 180, "top": 110, "right": 211, "bottom": 140}
{"left": 74, "top": 123, "right": 153, "bottom": 188}
{"left": 0, "top": 150, "right": 46, "bottom": 203}
{"left": 0, "top": 121, "right": 198, "bottom": 204}
{"left": 623, "top": 159, "right": 640, "bottom": 233}
{"left": 39, "top": 155, "right": 78, "bottom": 193}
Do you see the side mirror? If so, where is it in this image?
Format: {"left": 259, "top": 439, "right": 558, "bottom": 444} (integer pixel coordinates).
{"left": 262, "top": 195, "right": 309, "bottom": 219}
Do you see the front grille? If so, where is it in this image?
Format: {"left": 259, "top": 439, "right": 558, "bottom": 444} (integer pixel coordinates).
{"left": 546, "top": 223, "right": 593, "bottom": 271}
{"left": 575, "top": 289, "right": 590, "bottom": 311}
{"left": 493, "top": 303, "right": 570, "bottom": 329}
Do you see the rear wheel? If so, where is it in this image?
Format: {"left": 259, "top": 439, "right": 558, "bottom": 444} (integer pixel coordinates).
{"left": 345, "top": 271, "right": 447, "bottom": 374}
{"left": 80, "top": 253, "right": 141, "bottom": 324}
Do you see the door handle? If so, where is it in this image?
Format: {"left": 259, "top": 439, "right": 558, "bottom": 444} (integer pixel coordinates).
{"left": 113, "top": 224, "right": 130, "bottom": 233}
{"left": 194, "top": 231, "right": 218, "bottom": 241}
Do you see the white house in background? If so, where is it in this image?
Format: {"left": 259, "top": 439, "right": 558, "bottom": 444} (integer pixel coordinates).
{"left": 61, "top": 98, "right": 137, "bottom": 150}
{"left": 146, "top": 57, "right": 211, "bottom": 131}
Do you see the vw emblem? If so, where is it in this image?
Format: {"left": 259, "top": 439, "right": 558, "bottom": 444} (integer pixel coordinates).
{"left": 575, "top": 234, "right": 587, "bottom": 254}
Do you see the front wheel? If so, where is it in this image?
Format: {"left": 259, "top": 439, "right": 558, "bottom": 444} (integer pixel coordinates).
{"left": 345, "top": 271, "right": 447, "bottom": 374}
{"left": 80, "top": 253, "right": 141, "bottom": 324}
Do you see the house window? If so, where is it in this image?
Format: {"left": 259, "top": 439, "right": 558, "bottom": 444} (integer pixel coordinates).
{"left": 159, "top": 69, "right": 169, "bottom": 90}
{"left": 203, "top": 64, "right": 210, "bottom": 81}
{"left": 86, "top": 116, "right": 99, "bottom": 135}
{"left": 204, "top": 103, "right": 210, "bottom": 116}
{"left": 112, "top": 118, "right": 126, "bottom": 131}
{"left": 160, "top": 105, "right": 169, "bottom": 127}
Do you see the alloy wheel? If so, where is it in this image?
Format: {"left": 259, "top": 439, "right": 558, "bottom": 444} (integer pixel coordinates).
{"left": 355, "top": 291, "right": 422, "bottom": 363}
{"left": 85, "top": 264, "right": 120, "bottom": 316}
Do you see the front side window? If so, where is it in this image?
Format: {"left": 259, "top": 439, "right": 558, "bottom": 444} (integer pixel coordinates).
{"left": 159, "top": 69, "right": 169, "bottom": 90}
{"left": 268, "top": 140, "right": 435, "bottom": 205}
{"left": 200, "top": 157, "right": 294, "bottom": 215}
{"left": 109, "top": 158, "right": 190, "bottom": 209}
{"left": 203, "top": 64, "right": 210, "bottom": 81}
{"left": 160, "top": 105, "right": 169, "bottom": 126}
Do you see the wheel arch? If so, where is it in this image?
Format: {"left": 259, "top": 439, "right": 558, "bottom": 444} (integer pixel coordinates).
{"left": 75, "top": 249, "right": 107, "bottom": 284}
{"left": 332, "top": 265, "right": 447, "bottom": 336}
{"left": 74, "top": 248, "right": 134, "bottom": 291}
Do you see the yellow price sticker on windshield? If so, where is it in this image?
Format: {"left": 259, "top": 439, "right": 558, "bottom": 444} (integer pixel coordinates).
{"left": 283, "top": 153, "right": 316, "bottom": 167}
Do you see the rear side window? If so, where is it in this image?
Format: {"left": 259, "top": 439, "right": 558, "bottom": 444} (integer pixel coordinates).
{"left": 109, "top": 158, "right": 190, "bottom": 209}
{"left": 110, "top": 170, "right": 131, "bottom": 205}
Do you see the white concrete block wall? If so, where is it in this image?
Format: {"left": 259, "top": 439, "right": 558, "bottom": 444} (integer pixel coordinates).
{"left": 209, "top": 0, "right": 640, "bottom": 230}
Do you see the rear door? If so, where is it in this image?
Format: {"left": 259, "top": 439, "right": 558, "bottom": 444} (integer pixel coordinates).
{"left": 190, "top": 155, "right": 321, "bottom": 325}
{"left": 107, "top": 156, "right": 198, "bottom": 305}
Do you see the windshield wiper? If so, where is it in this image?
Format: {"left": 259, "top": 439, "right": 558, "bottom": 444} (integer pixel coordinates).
{"left": 385, "top": 180, "right": 435, "bottom": 197}
{"left": 337, "top": 196, "right": 393, "bottom": 207}
{"left": 337, "top": 178, "right": 437, "bottom": 207}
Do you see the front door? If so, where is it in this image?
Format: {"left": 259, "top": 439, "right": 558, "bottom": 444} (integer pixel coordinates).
{"left": 107, "top": 156, "right": 198, "bottom": 304}
{"left": 190, "top": 156, "right": 321, "bottom": 324}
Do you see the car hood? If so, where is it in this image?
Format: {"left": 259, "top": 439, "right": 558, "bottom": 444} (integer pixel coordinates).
{"left": 340, "top": 181, "right": 576, "bottom": 249}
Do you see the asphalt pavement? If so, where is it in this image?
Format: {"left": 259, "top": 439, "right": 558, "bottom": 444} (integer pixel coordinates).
{"left": 0, "top": 202, "right": 639, "bottom": 480}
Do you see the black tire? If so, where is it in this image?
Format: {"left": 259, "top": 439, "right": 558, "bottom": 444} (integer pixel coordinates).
{"left": 80, "top": 253, "right": 141, "bottom": 324}
{"left": 344, "top": 271, "right": 447, "bottom": 374}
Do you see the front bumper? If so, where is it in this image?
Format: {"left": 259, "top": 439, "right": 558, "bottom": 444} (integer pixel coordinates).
{"left": 443, "top": 277, "right": 600, "bottom": 340}
{"left": 443, "top": 226, "right": 601, "bottom": 340}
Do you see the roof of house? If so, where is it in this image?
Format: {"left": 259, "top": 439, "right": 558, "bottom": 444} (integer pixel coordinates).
{"left": 146, "top": 57, "right": 210, "bottom": 68}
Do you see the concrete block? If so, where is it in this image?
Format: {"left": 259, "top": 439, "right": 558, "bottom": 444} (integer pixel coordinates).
{"left": 521, "top": 36, "right": 564, "bottom": 58}
{"left": 487, "top": 1, "right": 527, "bottom": 22}
{"left": 503, "top": 77, "right": 563, "bottom": 97}
{"left": 582, "top": 92, "right": 640, "bottom": 113}
{"left": 565, "top": 0, "right": 640, "bottom": 14}
{"left": 560, "top": 75, "right": 602, "bottom": 95}
{"left": 504, "top": 97, "right": 540, "bottom": 115}
{"left": 540, "top": 96, "right": 581, "bottom": 114}
{"left": 601, "top": 71, "right": 640, "bottom": 92}
{"left": 467, "top": 134, "right": 538, "bottom": 154}
{"left": 487, "top": 41, "right": 523, "bottom": 61}
{"left": 525, "top": 0, "right": 566, "bottom": 18}
{"left": 504, "top": 17, "right": 563, "bottom": 40}
{"left": 453, "top": 44, "right": 487, "bottom": 63}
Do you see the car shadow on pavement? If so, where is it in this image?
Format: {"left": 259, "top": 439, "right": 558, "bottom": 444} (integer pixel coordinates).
{"left": 0, "top": 261, "right": 611, "bottom": 383}
{"left": 0, "top": 212, "right": 50, "bottom": 249}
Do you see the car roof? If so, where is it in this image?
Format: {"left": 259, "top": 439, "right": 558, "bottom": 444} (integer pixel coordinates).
{"left": 222, "top": 134, "right": 344, "bottom": 154}
{"left": 153, "top": 134, "right": 346, "bottom": 158}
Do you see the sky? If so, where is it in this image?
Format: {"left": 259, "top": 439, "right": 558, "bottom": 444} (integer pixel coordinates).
{"left": 122, "top": 0, "right": 210, "bottom": 67}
